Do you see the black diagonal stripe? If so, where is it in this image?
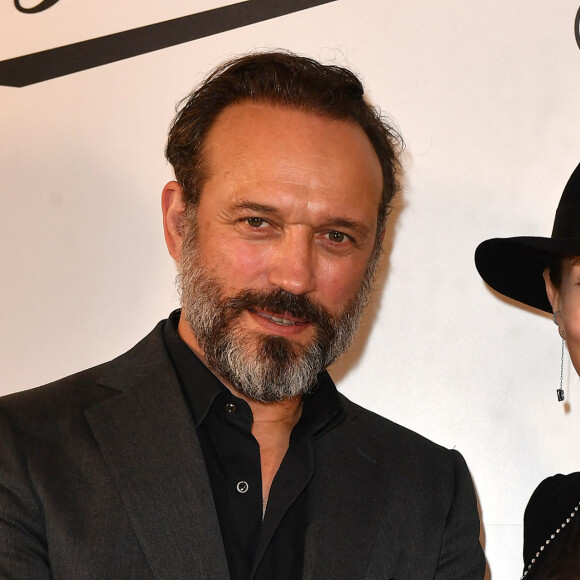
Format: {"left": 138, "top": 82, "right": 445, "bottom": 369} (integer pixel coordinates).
{"left": 1, "top": 0, "right": 338, "bottom": 87}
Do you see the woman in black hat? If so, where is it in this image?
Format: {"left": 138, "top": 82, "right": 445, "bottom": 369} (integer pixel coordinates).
{"left": 475, "top": 163, "right": 580, "bottom": 579}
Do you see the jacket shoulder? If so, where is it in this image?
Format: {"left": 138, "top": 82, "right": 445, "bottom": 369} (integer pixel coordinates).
{"left": 338, "top": 393, "right": 453, "bottom": 458}
{"left": 0, "top": 320, "right": 168, "bottom": 424}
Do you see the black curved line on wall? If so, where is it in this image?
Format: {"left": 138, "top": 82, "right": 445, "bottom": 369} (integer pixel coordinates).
{"left": 576, "top": 5, "right": 580, "bottom": 50}
{"left": 14, "top": 0, "right": 61, "bottom": 14}
{"left": 0, "top": 0, "right": 337, "bottom": 87}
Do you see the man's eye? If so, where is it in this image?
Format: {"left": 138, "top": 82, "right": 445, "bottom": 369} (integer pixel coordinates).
{"left": 327, "top": 231, "right": 347, "bottom": 243}
{"left": 246, "top": 217, "right": 265, "bottom": 228}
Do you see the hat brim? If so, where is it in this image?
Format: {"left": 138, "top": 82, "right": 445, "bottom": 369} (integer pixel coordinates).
{"left": 475, "top": 236, "right": 580, "bottom": 313}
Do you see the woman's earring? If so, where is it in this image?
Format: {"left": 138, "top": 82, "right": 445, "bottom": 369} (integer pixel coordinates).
{"left": 553, "top": 311, "right": 565, "bottom": 402}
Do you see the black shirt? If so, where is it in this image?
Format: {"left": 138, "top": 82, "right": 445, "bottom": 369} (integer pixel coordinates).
{"left": 162, "top": 310, "right": 344, "bottom": 580}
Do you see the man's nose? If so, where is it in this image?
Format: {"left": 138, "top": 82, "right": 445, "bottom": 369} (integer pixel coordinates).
{"left": 267, "top": 233, "right": 316, "bottom": 296}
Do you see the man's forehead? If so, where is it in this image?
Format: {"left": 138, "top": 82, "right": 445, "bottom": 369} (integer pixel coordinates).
{"left": 202, "top": 101, "right": 383, "bottom": 193}
{"left": 205, "top": 101, "right": 366, "bottom": 151}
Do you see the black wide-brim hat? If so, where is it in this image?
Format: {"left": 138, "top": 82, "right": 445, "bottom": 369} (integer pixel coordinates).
{"left": 475, "top": 162, "right": 580, "bottom": 313}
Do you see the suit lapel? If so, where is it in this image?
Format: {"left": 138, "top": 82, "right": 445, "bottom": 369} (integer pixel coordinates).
{"left": 302, "top": 413, "right": 388, "bottom": 579}
{"left": 85, "top": 337, "right": 229, "bottom": 580}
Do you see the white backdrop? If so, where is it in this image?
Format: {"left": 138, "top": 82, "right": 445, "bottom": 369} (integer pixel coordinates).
{"left": 2, "top": 1, "right": 580, "bottom": 577}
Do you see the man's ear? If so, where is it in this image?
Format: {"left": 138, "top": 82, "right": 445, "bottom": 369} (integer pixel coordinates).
{"left": 543, "top": 268, "right": 560, "bottom": 312}
{"left": 162, "top": 181, "right": 186, "bottom": 261}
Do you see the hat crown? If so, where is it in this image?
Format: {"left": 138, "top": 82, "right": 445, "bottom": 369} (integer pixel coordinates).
{"left": 475, "top": 161, "right": 580, "bottom": 313}
{"left": 551, "top": 162, "right": 580, "bottom": 239}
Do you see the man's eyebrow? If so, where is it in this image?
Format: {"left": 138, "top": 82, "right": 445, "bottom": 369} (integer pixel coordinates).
{"left": 325, "top": 217, "right": 372, "bottom": 238}
{"left": 233, "top": 201, "right": 279, "bottom": 214}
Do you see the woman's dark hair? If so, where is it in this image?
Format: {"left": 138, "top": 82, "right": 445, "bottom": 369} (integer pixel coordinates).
{"left": 547, "top": 254, "right": 565, "bottom": 289}
{"left": 165, "top": 50, "right": 404, "bottom": 245}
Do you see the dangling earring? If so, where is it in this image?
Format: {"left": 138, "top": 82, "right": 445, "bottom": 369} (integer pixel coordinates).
{"left": 553, "top": 311, "right": 565, "bottom": 402}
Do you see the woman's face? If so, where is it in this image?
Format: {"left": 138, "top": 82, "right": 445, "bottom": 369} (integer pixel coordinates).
{"left": 544, "top": 256, "right": 580, "bottom": 375}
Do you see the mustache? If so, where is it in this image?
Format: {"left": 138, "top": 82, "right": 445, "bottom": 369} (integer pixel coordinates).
{"left": 225, "top": 288, "right": 333, "bottom": 329}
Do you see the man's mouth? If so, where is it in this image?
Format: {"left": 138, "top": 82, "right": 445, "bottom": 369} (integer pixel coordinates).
{"left": 251, "top": 309, "right": 309, "bottom": 327}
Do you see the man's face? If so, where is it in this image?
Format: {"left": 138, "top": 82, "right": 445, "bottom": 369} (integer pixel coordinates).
{"left": 174, "top": 102, "right": 383, "bottom": 401}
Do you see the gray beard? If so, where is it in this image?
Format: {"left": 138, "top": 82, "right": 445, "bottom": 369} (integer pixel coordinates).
{"left": 177, "top": 214, "right": 378, "bottom": 403}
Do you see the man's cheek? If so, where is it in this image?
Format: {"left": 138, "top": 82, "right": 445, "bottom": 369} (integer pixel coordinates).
{"left": 225, "top": 245, "right": 269, "bottom": 282}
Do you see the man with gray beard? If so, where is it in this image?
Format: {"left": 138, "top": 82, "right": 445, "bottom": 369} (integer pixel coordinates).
{"left": 0, "top": 52, "right": 485, "bottom": 579}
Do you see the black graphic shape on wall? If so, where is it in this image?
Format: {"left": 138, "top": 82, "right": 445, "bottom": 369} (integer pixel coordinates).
{"left": 14, "top": 0, "right": 61, "bottom": 14}
{"left": 576, "top": 5, "right": 580, "bottom": 50}
{"left": 1, "top": 0, "right": 337, "bottom": 87}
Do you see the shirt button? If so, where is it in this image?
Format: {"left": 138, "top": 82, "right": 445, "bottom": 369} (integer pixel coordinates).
{"left": 225, "top": 403, "right": 237, "bottom": 414}
{"left": 236, "top": 481, "right": 249, "bottom": 494}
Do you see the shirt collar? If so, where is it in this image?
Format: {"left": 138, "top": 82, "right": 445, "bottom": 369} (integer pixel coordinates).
{"left": 162, "top": 309, "right": 344, "bottom": 433}
{"left": 163, "top": 309, "right": 225, "bottom": 425}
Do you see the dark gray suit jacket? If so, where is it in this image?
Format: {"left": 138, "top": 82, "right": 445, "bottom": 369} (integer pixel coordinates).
{"left": 0, "top": 321, "right": 485, "bottom": 579}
